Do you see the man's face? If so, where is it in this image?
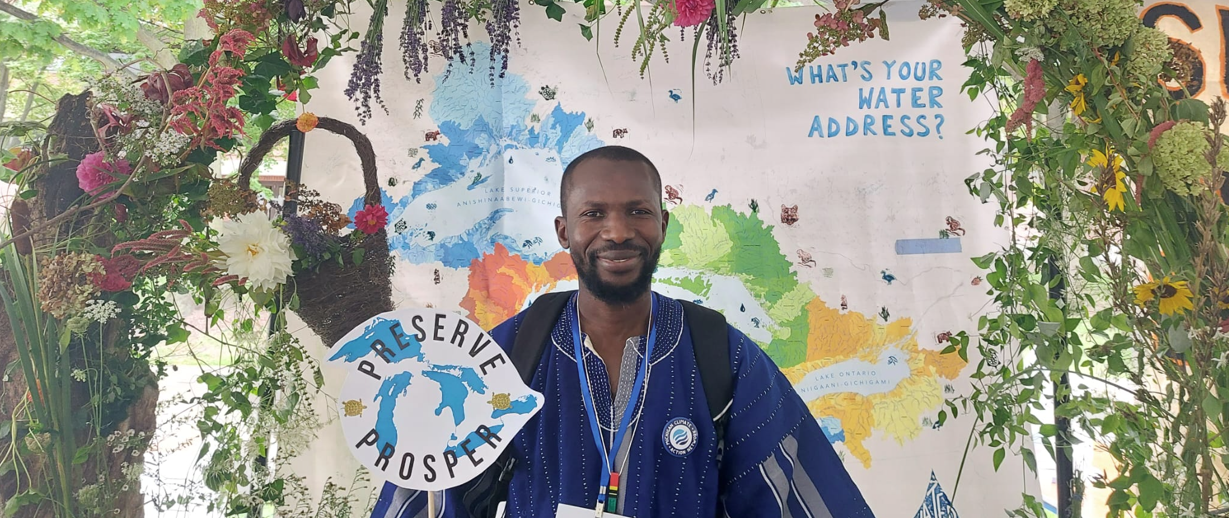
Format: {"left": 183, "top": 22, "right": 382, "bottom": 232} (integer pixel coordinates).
{"left": 555, "top": 158, "right": 669, "bottom": 305}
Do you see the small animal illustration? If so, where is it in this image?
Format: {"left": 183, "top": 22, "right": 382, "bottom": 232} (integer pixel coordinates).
{"left": 407, "top": 148, "right": 419, "bottom": 158}
{"left": 943, "top": 384, "right": 955, "bottom": 394}
{"left": 796, "top": 249, "right": 817, "bottom": 268}
{"left": 749, "top": 199, "right": 759, "bottom": 213}
{"left": 425, "top": 130, "right": 441, "bottom": 141}
{"left": 539, "top": 85, "right": 558, "bottom": 100}
{"left": 880, "top": 269, "right": 897, "bottom": 285}
{"left": 971, "top": 276, "right": 983, "bottom": 286}
{"left": 612, "top": 128, "right": 629, "bottom": 138}
{"left": 945, "top": 216, "right": 966, "bottom": 236}
{"left": 921, "top": 417, "right": 932, "bottom": 428}
{"left": 887, "top": 355, "right": 898, "bottom": 365}
{"left": 585, "top": 119, "right": 595, "bottom": 132}
{"left": 426, "top": 202, "right": 437, "bottom": 210}
{"left": 342, "top": 399, "right": 368, "bottom": 417}
{"left": 426, "top": 303, "right": 435, "bottom": 308}
{"left": 879, "top": 306, "right": 890, "bottom": 321}
{"left": 750, "top": 317, "right": 762, "bottom": 328}
{"left": 393, "top": 220, "right": 408, "bottom": 234}
{"left": 931, "top": 420, "right": 943, "bottom": 431}
{"left": 705, "top": 189, "right": 718, "bottom": 202}
{"left": 668, "top": 89, "right": 682, "bottom": 103}
{"left": 489, "top": 393, "right": 512, "bottom": 410}
{"left": 664, "top": 185, "right": 683, "bottom": 205}
{"left": 426, "top": 230, "right": 436, "bottom": 241}
{"left": 388, "top": 177, "right": 399, "bottom": 187}
{"left": 780, "top": 205, "right": 799, "bottom": 226}
{"left": 521, "top": 237, "right": 543, "bottom": 248}
{"left": 469, "top": 172, "right": 485, "bottom": 188}
{"left": 936, "top": 331, "right": 953, "bottom": 343}
{"left": 434, "top": 269, "right": 441, "bottom": 285}
{"left": 546, "top": 156, "right": 557, "bottom": 163}
{"left": 985, "top": 349, "right": 1000, "bottom": 368}
{"left": 840, "top": 295, "right": 848, "bottom": 311}
{"left": 530, "top": 113, "right": 541, "bottom": 123}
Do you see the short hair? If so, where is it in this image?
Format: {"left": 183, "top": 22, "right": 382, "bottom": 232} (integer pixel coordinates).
{"left": 560, "top": 146, "right": 662, "bottom": 215}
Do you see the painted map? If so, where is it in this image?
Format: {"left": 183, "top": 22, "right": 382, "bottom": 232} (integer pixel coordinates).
{"left": 347, "top": 42, "right": 967, "bottom": 469}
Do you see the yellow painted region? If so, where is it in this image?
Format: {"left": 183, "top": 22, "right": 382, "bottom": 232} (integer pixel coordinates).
{"left": 810, "top": 394, "right": 876, "bottom": 468}
{"left": 805, "top": 297, "right": 872, "bottom": 363}
{"left": 868, "top": 374, "right": 943, "bottom": 444}
{"left": 919, "top": 347, "right": 967, "bottom": 380}
{"left": 674, "top": 208, "right": 733, "bottom": 268}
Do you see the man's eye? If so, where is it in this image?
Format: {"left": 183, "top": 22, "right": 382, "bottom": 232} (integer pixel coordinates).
{"left": 582, "top": 211, "right": 602, "bottom": 217}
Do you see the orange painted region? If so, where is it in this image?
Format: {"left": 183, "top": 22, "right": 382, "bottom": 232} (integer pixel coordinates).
{"left": 918, "top": 347, "right": 967, "bottom": 380}
{"left": 460, "top": 244, "right": 577, "bottom": 330}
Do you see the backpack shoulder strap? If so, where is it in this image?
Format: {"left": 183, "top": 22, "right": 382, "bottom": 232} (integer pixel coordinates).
{"left": 679, "top": 300, "right": 733, "bottom": 425}
{"left": 509, "top": 290, "right": 574, "bottom": 384}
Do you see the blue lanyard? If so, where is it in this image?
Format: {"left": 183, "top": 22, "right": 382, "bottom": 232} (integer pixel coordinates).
{"left": 571, "top": 294, "right": 657, "bottom": 511}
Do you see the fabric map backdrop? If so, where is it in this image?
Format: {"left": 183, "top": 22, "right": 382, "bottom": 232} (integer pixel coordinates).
{"left": 286, "top": 1, "right": 1038, "bottom": 515}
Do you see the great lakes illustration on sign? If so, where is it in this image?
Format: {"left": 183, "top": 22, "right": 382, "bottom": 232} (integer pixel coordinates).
{"left": 327, "top": 309, "right": 542, "bottom": 490}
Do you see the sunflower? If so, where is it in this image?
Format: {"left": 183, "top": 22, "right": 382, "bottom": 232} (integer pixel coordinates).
{"left": 1066, "top": 74, "right": 1089, "bottom": 116}
{"left": 1088, "top": 148, "right": 1128, "bottom": 211}
{"left": 1134, "top": 277, "right": 1195, "bottom": 315}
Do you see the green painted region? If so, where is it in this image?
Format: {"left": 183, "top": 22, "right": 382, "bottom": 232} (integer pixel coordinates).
{"left": 710, "top": 206, "right": 796, "bottom": 306}
{"left": 657, "top": 274, "right": 713, "bottom": 298}
{"left": 673, "top": 206, "right": 734, "bottom": 268}
{"left": 764, "top": 310, "right": 809, "bottom": 368}
{"left": 661, "top": 209, "right": 685, "bottom": 266}
{"left": 767, "top": 283, "right": 815, "bottom": 325}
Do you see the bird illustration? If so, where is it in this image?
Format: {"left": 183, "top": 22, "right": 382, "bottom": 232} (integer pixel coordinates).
{"left": 705, "top": 189, "right": 718, "bottom": 202}
{"left": 412, "top": 158, "right": 425, "bottom": 169}
{"left": 880, "top": 269, "right": 897, "bottom": 285}
{"left": 668, "top": 89, "right": 682, "bottom": 103}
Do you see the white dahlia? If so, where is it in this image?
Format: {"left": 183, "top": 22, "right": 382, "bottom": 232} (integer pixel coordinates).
{"left": 217, "top": 211, "right": 297, "bottom": 291}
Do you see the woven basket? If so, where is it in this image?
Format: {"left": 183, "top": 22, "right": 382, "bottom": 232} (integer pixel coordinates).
{"left": 237, "top": 117, "right": 394, "bottom": 347}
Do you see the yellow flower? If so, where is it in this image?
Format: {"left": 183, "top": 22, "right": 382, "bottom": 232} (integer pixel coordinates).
{"left": 1067, "top": 74, "right": 1089, "bottom": 116}
{"left": 1088, "top": 148, "right": 1128, "bottom": 211}
{"left": 1134, "top": 277, "right": 1195, "bottom": 315}
{"left": 297, "top": 112, "right": 319, "bottom": 133}
{"left": 1065, "top": 74, "right": 1088, "bottom": 94}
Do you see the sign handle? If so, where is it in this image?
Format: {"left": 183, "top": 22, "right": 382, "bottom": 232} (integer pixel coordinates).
{"left": 428, "top": 491, "right": 436, "bottom": 518}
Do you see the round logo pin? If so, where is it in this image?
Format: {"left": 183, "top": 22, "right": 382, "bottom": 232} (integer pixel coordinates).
{"left": 662, "top": 417, "right": 698, "bottom": 457}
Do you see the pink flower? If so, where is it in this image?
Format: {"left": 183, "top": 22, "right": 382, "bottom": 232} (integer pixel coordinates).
{"left": 1149, "top": 120, "right": 1178, "bottom": 149}
{"left": 91, "top": 255, "right": 141, "bottom": 291}
{"left": 672, "top": 0, "right": 715, "bottom": 27}
{"left": 76, "top": 151, "right": 132, "bottom": 196}
{"left": 1006, "top": 59, "right": 1045, "bottom": 133}
{"left": 354, "top": 204, "right": 388, "bottom": 234}
{"left": 209, "top": 29, "right": 256, "bottom": 65}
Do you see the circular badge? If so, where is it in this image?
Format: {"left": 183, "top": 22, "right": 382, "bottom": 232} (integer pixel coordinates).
{"left": 662, "top": 417, "right": 699, "bottom": 457}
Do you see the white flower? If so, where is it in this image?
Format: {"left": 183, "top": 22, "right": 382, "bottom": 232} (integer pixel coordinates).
{"left": 72, "top": 369, "right": 87, "bottom": 382}
{"left": 216, "top": 212, "right": 297, "bottom": 291}
{"left": 1015, "top": 46, "right": 1044, "bottom": 62}
{"left": 1213, "top": 351, "right": 1229, "bottom": 369}
{"left": 82, "top": 300, "right": 120, "bottom": 323}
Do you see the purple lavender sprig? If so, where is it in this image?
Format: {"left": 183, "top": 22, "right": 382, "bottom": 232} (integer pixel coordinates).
{"left": 400, "top": 0, "right": 431, "bottom": 83}
{"left": 284, "top": 214, "right": 332, "bottom": 259}
{"left": 703, "top": 2, "right": 740, "bottom": 84}
{"left": 485, "top": 0, "right": 521, "bottom": 83}
{"left": 438, "top": 0, "right": 474, "bottom": 76}
{"left": 346, "top": 0, "right": 390, "bottom": 125}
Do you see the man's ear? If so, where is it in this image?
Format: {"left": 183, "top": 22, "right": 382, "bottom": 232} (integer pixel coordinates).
{"left": 555, "top": 215, "right": 569, "bottom": 249}
{"left": 661, "top": 208, "right": 670, "bottom": 234}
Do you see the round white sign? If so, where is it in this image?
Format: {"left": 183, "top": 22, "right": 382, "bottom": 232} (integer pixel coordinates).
{"left": 328, "top": 309, "right": 542, "bottom": 490}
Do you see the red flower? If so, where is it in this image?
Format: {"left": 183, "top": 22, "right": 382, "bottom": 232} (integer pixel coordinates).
{"left": 282, "top": 34, "right": 319, "bottom": 68}
{"left": 209, "top": 29, "right": 256, "bottom": 65}
{"left": 3, "top": 148, "right": 35, "bottom": 173}
{"left": 354, "top": 204, "right": 388, "bottom": 234}
{"left": 141, "top": 64, "right": 194, "bottom": 104}
{"left": 1149, "top": 120, "right": 1178, "bottom": 149}
{"left": 92, "top": 255, "right": 142, "bottom": 292}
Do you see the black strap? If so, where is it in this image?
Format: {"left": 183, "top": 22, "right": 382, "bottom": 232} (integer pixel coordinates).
{"left": 509, "top": 291, "right": 573, "bottom": 383}
{"left": 679, "top": 300, "right": 732, "bottom": 426}
{"left": 470, "top": 291, "right": 733, "bottom": 518}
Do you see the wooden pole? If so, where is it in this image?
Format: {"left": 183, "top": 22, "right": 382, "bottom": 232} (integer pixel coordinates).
{"left": 428, "top": 491, "right": 437, "bottom": 518}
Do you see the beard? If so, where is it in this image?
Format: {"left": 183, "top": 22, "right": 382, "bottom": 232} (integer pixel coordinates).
{"left": 572, "top": 242, "right": 661, "bottom": 305}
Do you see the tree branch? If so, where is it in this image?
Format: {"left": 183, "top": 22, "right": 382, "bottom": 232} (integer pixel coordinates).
{"left": 0, "top": 2, "right": 138, "bottom": 79}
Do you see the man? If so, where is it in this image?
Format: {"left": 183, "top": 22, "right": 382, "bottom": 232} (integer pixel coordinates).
{"left": 371, "top": 146, "right": 874, "bottom": 518}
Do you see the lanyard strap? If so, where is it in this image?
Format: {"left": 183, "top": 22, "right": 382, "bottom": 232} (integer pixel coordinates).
{"left": 572, "top": 294, "right": 657, "bottom": 507}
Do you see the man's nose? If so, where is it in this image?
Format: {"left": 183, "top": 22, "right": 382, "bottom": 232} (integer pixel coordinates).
{"left": 600, "top": 213, "right": 636, "bottom": 243}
